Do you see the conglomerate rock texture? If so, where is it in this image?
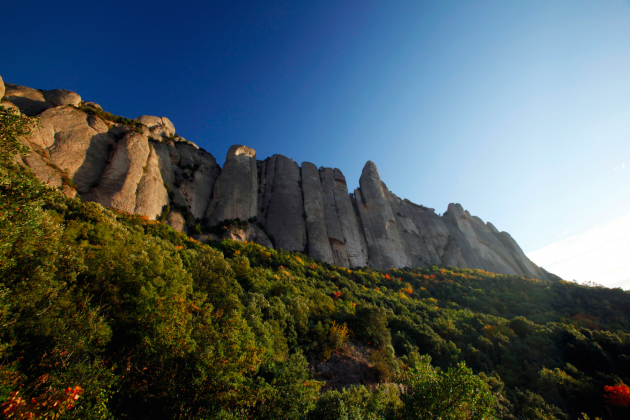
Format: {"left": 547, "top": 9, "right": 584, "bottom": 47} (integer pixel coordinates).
{"left": 3, "top": 79, "right": 553, "bottom": 280}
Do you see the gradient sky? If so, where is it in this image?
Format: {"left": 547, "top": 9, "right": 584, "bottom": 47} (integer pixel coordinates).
{"left": 2, "top": 0, "right": 630, "bottom": 280}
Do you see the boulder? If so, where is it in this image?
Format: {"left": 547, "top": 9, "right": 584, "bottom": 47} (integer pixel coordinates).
{"left": 83, "top": 101, "right": 102, "bottom": 110}
{"left": 83, "top": 132, "right": 150, "bottom": 214}
{"left": 135, "top": 115, "right": 175, "bottom": 138}
{"left": 166, "top": 210, "right": 186, "bottom": 232}
{"left": 301, "top": 162, "right": 334, "bottom": 264}
{"left": 4, "top": 83, "right": 50, "bottom": 116}
{"left": 43, "top": 89, "right": 81, "bottom": 107}
{"left": 206, "top": 145, "right": 258, "bottom": 224}
{"left": 134, "top": 145, "right": 169, "bottom": 220}
{"left": 0, "top": 75, "right": 4, "bottom": 99}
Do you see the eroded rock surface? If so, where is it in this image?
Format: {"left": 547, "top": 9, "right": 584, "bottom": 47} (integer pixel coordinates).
{"left": 206, "top": 145, "right": 258, "bottom": 224}
{"left": 258, "top": 155, "right": 306, "bottom": 252}
{"left": 301, "top": 162, "right": 334, "bottom": 264}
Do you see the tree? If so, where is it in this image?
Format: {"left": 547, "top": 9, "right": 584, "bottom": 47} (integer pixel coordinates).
{"left": 398, "top": 355, "right": 496, "bottom": 420}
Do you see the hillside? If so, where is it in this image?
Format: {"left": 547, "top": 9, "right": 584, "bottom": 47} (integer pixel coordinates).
{"left": 0, "top": 75, "right": 553, "bottom": 280}
{"left": 2, "top": 104, "right": 630, "bottom": 419}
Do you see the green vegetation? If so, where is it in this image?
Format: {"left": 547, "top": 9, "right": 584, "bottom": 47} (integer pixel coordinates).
{"left": 1, "top": 104, "right": 630, "bottom": 419}
{"left": 75, "top": 102, "right": 144, "bottom": 134}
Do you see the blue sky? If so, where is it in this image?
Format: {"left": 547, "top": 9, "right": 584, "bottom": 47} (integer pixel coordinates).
{"left": 2, "top": 0, "right": 630, "bottom": 270}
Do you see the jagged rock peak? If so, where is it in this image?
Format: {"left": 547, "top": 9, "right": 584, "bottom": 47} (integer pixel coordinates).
{"left": 362, "top": 160, "right": 380, "bottom": 179}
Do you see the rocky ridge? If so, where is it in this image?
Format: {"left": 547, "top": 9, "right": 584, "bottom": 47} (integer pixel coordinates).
{"left": 1, "top": 78, "right": 554, "bottom": 280}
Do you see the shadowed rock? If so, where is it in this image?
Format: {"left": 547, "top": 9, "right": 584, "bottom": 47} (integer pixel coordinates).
{"left": 83, "top": 132, "right": 150, "bottom": 214}
{"left": 206, "top": 145, "right": 258, "bottom": 224}
{"left": 4, "top": 83, "right": 50, "bottom": 116}
{"left": 301, "top": 162, "right": 334, "bottom": 264}
{"left": 357, "top": 161, "right": 408, "bottom": 269}
{"left": 134, "top": 145, "right": 169, "bottom": 220}
{"left": 259, "top": 155, "right": 307, "bottom": 252}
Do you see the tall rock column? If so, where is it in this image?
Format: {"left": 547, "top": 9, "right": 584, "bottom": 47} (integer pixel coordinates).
{"left": 259, "top": 155, "right": 307, "bottom": 252}
{"left": 356, "top": 161, "right": 409, "bottom": 269}
{"left": 331, "top": 169, "right": 368, "bottom": 267}
{"left": 301, "top": 162, "right": 335, "bottom": 264}
{"left": 206, "top": 145, "right": 258, "bottom": 224}
{"left": 321, "top": 168, "right": 350, "bottom": 267}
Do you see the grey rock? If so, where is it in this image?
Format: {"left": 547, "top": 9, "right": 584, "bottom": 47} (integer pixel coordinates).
{"left": 4, "top": 83, "right": 50, "bottom": 116}
{"left": 134, "top": 145, "right": 169, "bottom": 220}
{"left": 206, "top": 145, "right": 258, "bottom": 224}
{"left": 83, "top": 132, "right": 150, "bottom": 214}
{"left": 332, "top": 169, "right": 368, "bottom": 268}
{"left": 354, "top": 188, "right": 382, "bottom": 269}
{"left": 166, "top": 210, "right": 186, "bottom": 232}
{"left": 301, "top": 162, "right": 334, "bottom": 264}
{"left": 441, "top": 203, "right": 485, "bottom": 269}
{"left": 321, "top": 168, "right": 349, "bottom": 267}
{"left": 257, "top": 156, "right": 275, "bottom": 225}
{"left": 221, "top": 223, "right": 274, "bottom": 249}
{"left": 493, "top": 229, "right": 549, "bottom": 280}
{"left": 43, "top": 89, "right": 81, "bottom": 107}
{"left": 357, "top": 161, "right": 408, "bottom": 269}
{"left": 173, "top": 143, "right": 220, "bottom": 219}
{"left": 387, "top": 193, "right": 435, "bottom": 268}
{"left": 259, "top": 155, "right": 307, "bottom": 252}
{"left": 467, "top": 215, "right": 522, "bottom": 275}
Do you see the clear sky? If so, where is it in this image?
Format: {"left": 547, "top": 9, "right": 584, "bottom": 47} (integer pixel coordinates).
{"left": 2, "top": 0, "right": 630, "bottom": 281}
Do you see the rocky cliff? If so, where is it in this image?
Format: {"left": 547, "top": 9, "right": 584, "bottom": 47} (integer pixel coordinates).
{"left": 1, "top": 77, "right": 553, "bottom": 280}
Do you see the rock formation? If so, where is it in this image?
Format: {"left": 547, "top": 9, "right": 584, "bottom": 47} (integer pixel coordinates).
{"left": 206, "top": 145, "right": 257, "bottom": 224}
{"left": 3, "top": 78, "right": 554, "bottom": 281}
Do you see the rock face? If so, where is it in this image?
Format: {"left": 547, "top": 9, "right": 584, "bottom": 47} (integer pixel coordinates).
{"left": 83, "top": 132, "right": 150, "bottom": 214}
{"left": 9, "top": 77, "right": 553, "bottom": 281}
{"left": 301, "top": 162, "right": 334, "bottom": 264}
{"left": 258, "top": 155, "right": 307, "bottom": 252}
{"left": 0, "top": 75, "right": 5, "bottom": 99}
{"left": 136, "top": 115, "right": 175, "bottom": 139}
{"left": 206, "top": 145, "right": 258, "bottom": 224}
{"left": 4, "top": 83, "right": 82, "bottom": 116}
{"left": 43, "top": 89, "right": 82, "bottom": 107}
{"left": 5, "top": 84, "right": 50, "bottom": 116}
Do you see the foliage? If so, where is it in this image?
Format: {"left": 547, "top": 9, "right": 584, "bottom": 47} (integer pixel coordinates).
{"left": 398, "top": 355, "right": 495, "bottom": 420}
